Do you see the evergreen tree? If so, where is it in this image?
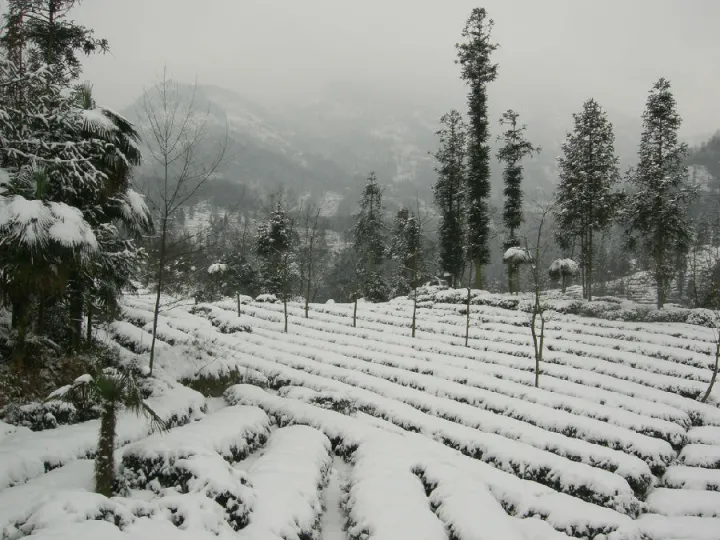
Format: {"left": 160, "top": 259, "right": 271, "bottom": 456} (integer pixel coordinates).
{"left": 256, "top": 202, "right": 293, "bottom": 295}
{"left": 432, "top": 110, "right": 467, "bottom": 287}
{"left": 554, "top": 98, "right": 619, "bottom": 301}
{"left": 0, "top": 1, "right": 147, "bottom": 358}
{"left": 456, "top": 7, "right": 498, "bottom": 288}
{"left": 496, "top": 109, "right": 539, "bottom": 292}
{"left": 624, "top": 78, "right": 696, "bottom": 308}
{"left": 389, "top": 208, "right": 423, "bottom": 297}
{"left": 352, "top": 173, "right": 388, "bottom": 302}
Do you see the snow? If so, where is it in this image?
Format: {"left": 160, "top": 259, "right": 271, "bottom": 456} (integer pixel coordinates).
{"left": 0, "top": 380, "right": 205, "bottom": 490}
{"left": 239, "top": 425, "right": 331, "bottom": 540}
{"left": 549, "top": 258, "right": 580, "bottom": 275}
{"left": 662, "top": 465, "right": 720, "bottom": 491}
{"left": 503, "top": 246, "right": 533, "bottom": 264}
{"left": 679, "top": 444, "right": 720, "bottom": 468}
{"left": 646, "top": 488, "right": 720, "bottom": 517}
{"left": 81, "top": 108, "right": 119, "bottom": 138}
{"left": 120, "top": 405, "right": 270, "bottom": 478}
{"left": 207, "top": 263, "right": 228, "bottom": 274}
{"left": 0, "top": 196, "right": 97, "bottom": 250}
{"left": 7, "top": 289, "right": 720, "bottom": 539}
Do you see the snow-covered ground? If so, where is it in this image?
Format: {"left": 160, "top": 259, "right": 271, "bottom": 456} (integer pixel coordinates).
{"left": 1, "top": 292, "right": 720, "bottom": 540}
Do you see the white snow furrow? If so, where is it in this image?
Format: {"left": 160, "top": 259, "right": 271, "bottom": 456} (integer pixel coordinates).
{"left": 239, "top": 425, "right": 332, "bottom": 540}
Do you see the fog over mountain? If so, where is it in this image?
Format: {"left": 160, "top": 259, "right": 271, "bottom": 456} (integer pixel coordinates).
{"left": 70, "top": 0, "right": 719, "bottom": 207}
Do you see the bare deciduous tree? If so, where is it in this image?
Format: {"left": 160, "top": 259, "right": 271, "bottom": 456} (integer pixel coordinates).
{"left": 138, "top": 68, "right": 228, "bottom": 374}
{"left": 525, "top": 200, "right": 554, "bottom": 388}
{"left": 702, "top": 322, "right": 720, "bottom": 403}
{"left": 299, "top": 196, "right": 326, "bottom": 319}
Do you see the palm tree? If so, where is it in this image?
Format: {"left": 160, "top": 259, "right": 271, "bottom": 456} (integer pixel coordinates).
{"left": 48, "top": 366, "right": 167, "bottom": 496}
{"left": 68, "top": 84, "right": 151, "bottom": 349}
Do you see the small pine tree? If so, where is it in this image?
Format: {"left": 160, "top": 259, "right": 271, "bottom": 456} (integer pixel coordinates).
{"left": 554, "top": 98, "right": 620, "bottom": 301}
{"left": 456, "top": 8, "right": 498, "bottom": 288}
{"left": 496, "top": 109, "right": 539, "bottom": 293}
{"left": 624, "top": 78, "right": 696, "bottom": 308}
{"left": 432, "top": 110, "right": 467, "bottom": 288}
{"left": 256, "top": 202, "right": 293, "bottom": 295}
{"left": 352, "top": 173, "right": 388, "bottom": 302}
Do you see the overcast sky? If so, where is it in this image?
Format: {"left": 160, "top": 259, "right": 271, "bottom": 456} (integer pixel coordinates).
{"left": 67, "top": 0, "right": 720, "bottom": 137}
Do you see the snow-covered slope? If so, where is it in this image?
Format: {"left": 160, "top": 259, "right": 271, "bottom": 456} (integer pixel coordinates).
{"left": 1, "top": 293, "right": 719, "bottom": 539}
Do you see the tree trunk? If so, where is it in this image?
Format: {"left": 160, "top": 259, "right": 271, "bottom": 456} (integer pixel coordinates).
{"left": 305, "top": 266, "right": 311, "bottom": 319}
{"left": 353, "top": 297, "right": 358, "bottom": 328}
{"left": 561, "top": 275, "right": 567, "bottom": 294}
{"left": 465, "top": 263, "right": 474, "bottom": 348}
{"left": 236, "top": 292, "right": 241, "bottom": 316}
{"left": 149, "top": 217, "right": 168, "bottom": 375}
{"left": 580, "top": 234, "right": 586, "bottom": 298}
{"left": 68, "top": 279, "right": 84, "bottom": 353}
{"left": 507, "top": 264, "right": 513, "bottom": 294}
{"left": 411, "top": 284, "right": 418, "bottom": 339}
{"left": 701, "top": 341, "right": 720, "bottom": 403}
{"left": 587, "top": 230, "right": 593, "bottom": 302}
{"left": 86, "top": 304, "right": 93, "bottom": 345}
{"left": 473, "top": 261, "right": 483, "bottom": 289}
{"left": 35, "top": 296, "right": 46, "bottom": 335}
{"left": 95, "top": 404, "right": 117, "bottom": 497}
{"left": 283, "top": 294, "right": 288, "bottom": 333}
{"left": 656, "top": 269, "right": 666, "bottom": 309}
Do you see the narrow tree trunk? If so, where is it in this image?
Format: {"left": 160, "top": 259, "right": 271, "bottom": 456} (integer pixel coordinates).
{"left": 465, "top": 263, "right": 474, "bottom": 348}
{"left": 36, "top": 296, "right": 46, "bottom": 335}
{"left": 283, "top": 294, "right": 288, "bottom": 333}
{"left": 86, "top": 304, "right": 93, "bottom": 345}
{"left": 95, "top": 404, "right": 117, "bottom": 497}
{"left": 411, "top": 284, "right": 418, "bottom": 338}
{"left": 473, "top": 261, "right": 483, "bottom": 289}
{"left": 236, "top": 292, "right": 241, "bottom": 316}
{"left": 149, "top": 217, "right": 168, "bottom": 375}
{"left": 305, "top": 267, "right": 311, "bottom": 319}
{"left": 580, "top": 234, "right": 586, "bottom": 298}
{"left": 68, "top": 281, "right": 84, "bottom": 352}
{"left": 352, "top": 297, "right": 358, "bottom": 328}
{"left": 561, "top": 275, "right": 567, "bottom": 294}
{"left": 587, "top": 230, "right": 593, "bottom": 302}
{"left": 701, "top": 341, "right": 720, "bottom": 403}
{"left": 507, "top": 263, "right": 513, "bottom": 294}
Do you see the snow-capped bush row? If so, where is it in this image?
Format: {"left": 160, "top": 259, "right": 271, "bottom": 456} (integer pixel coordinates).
{"left": 250, "top": 320, "right": 687, "bottom": 446}
{"left": 231, "top": 320, "right": 671, "bottom": 482}
{"left": 120, "top": 405, "right": 270, "bottom": 490}
{"left": 225, "top": 384, "right": 634, "bottom": 539}
{"left": 237, "top": 426, "right": 332, "bottom": 540}
{"left": 236, "top": 299, "right": 720, "bottom": 424}
{"left": 0, "top": 380, "right": 205, "bottom": 491}
{"left": 230, "top": 299, "right": 692, "bottom": 427}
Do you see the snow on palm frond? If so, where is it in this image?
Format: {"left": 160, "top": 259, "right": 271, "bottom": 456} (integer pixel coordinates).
{"left": 80, "top": 108, "right": 120, "bottom": 140}
{"left": 0, "top": 194, "right": 97, "bottom": 251}
{"left": 120, "top": 189, "right": 151, "bottom": 233}
{"left": 549, "top": 258, "right": 580, "bottom": 278}
{"left": 503, "top": 246, "right": 533, "bottom": 264}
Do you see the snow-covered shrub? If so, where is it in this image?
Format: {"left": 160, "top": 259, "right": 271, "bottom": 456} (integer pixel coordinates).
{"left": 686, "top": 309, "right": 717, "bottom": 328}
{"left": 255, "top": 293, "right": 278, "bottom": 303}
{"left": 1, "top": 400, "right": 100, "bottom": 431}
{"left": 325, "top": 299, "right": 336, "bottom": 305}
{"left": 159, "top": 454, "right": 255, "bottom": 531}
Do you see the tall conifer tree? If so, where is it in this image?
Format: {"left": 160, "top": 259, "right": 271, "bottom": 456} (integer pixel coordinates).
{"left": 456, "top": 8, "right": 498, "bottom": 288}
{"left": 432, "top": 110, "right": 467, "bottom": 287}
{"left": 624, "top": 78, "right": 695, "bottom": 308}
{"left": 554, "top": 98, "right": 619, "bottom": 301}
{"left": 497, "top": 109, "right": 539, "bottom": 292}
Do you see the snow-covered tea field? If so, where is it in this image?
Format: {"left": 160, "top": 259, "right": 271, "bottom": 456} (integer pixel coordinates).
{"left": 1, "top": 293, "right": 720, "bottom": 540}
